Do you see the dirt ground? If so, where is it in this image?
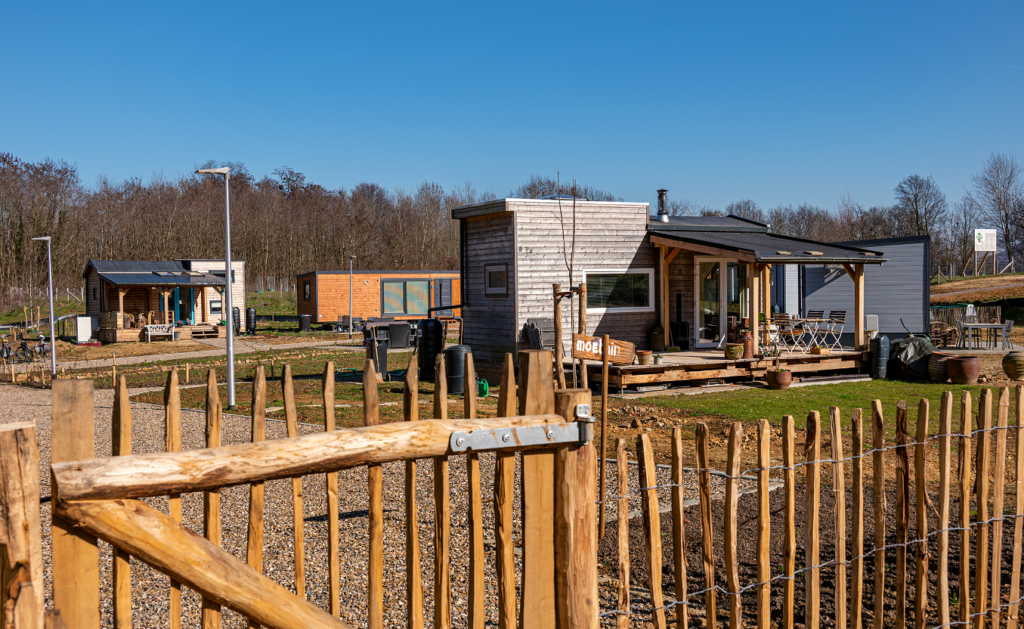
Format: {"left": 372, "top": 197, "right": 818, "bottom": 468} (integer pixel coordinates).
{"left": 931, "top": 275, "right": 1024, "bottom": 303}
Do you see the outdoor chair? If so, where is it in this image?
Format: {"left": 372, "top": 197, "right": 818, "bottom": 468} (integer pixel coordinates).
{"left": 805, "top": 310, "right": 824, "bottom": 319}
{"left": 825, "top": 310, "right": 847, "bottom": 350}
{"left": 773, "top": 313, "right": 804, "bottom": 353}
{"left": 1003, "top": 319, "right": 1015, "bottom": 350}
{"left": 955, "top": 320, "right": 966, "bottom": 349}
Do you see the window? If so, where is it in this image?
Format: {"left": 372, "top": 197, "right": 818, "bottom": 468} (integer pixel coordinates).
{"left": 303, "top": 280, "right": 311, "bottom": 302}
{"left": 92, "top": 287, "right": 97, "bottom": 300}
{"left": 585, "top": 268, "right": 654, "bottom": 313}
{"left": 210, "top": 299, "right": 222, "bottom": 316}
{"left": 381, "top": 280, "right": 429, "bottom": 316}
{"left": 485, "top": 264, "right": 508, "bottom": 297}
{"left": 211, "top": 270, "right": 236, "bottom": 283}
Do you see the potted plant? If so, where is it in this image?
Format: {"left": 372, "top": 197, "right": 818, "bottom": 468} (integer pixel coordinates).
{"left": 766, "top": 354, "right": 792, "bottom": 390}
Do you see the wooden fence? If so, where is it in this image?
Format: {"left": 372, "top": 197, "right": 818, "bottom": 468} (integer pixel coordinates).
{"left": 1, "top": 353, "right": 1023, "bottom": 628}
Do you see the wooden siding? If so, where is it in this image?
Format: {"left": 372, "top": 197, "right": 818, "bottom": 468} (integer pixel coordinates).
{"left": 85, "top": 269, "right": 103, "bottom": 316}
{"left": 303, "top": 272, "right": 460, "bottom": 324}
{"left": 462, "top": 213, "right": 516, "bottom": 381}
{"left": 187, "top": 261, "right": 246, "bottom": 330}
{"left": 667, "top": 251, "right": 696, "bottom": 348}
{"left": 510, "top": 201, "right": 656, "bottom": 354}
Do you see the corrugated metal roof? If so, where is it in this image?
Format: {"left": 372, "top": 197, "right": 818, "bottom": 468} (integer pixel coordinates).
{"left": 649, "top": 229, "right": 887, "bottom": 264}
{"left": 89, "top": 260, "right": 187, "bottom": 273}
{"left": 96, "top": 271, "right": 226, "bottom": 286}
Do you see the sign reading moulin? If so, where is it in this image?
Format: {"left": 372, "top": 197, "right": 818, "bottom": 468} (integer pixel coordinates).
{"left": 571, "top": 333, "right": 636, "bottom": 365}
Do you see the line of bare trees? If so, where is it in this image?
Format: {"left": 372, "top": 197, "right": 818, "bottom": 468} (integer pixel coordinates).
{"left": 0, "top": 154, "right": 492, "bottom": 310}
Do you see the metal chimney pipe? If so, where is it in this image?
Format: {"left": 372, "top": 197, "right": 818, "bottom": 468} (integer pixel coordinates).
{"left": 656, "top": 189, "right": 669, "bottom": 222}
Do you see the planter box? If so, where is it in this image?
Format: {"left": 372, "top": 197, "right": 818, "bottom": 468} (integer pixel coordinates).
{"left": 810, "top": 347, "right": 831, "bottom": 355}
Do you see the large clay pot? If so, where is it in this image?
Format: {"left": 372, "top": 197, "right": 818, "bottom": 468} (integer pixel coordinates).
{"left": 1003, "top": 351, "right": 1024, "bottom": 381}
{"left": 637, "top": 350, "right": 653, "bottom": 366}
{"left": 740, "top": 330, "right": 754, "bottom": 359}
{"left": 928, "top": 351, "right": 952, "bottom": 382}
{"left": 947, "top": 356, "right": 981, "bottom": 385}
{"left": 724, "top": 343, "right": 744, "bottom": 360}
{"left": 767, "top": 369, "right": 792, "bottom": 390}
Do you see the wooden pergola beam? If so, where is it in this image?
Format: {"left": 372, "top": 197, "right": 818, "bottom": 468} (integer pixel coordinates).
{"left": 853, "top": 264, "right": 865, "bottom": 350}
{"left": 650, "top": 235, "right": 756, "bottom": 263}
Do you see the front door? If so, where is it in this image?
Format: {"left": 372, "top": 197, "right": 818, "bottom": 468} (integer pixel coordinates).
{"left": 175, "top": 288, "right": 194, "bottom": 325}
{"left": 694, "top": 258, "right": 749, "bottom": 348}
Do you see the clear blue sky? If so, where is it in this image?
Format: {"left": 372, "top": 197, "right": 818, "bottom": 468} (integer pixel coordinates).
{"left": 2, "top": 2, "right": 1022, "bottom": 211}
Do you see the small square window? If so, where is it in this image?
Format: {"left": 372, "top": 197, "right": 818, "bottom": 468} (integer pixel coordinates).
{"left": 303, "top": 280, "right": 311, "bottom": 302}
{"left": 485, "top": 264, "right": 507, "bottom": 297}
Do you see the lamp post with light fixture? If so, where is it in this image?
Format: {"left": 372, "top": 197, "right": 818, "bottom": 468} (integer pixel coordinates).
{"left": 349, "top": 255, "right": 356, "bottom": 339}
{"left": 31, "top": 236, "right": 56, "bottom": 376}
{"left": 195, "top": 166, "right": 236, "bottom": 409}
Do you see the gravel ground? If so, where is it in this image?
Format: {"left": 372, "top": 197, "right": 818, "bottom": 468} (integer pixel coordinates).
{"left": 0, "top": 382, "right": 745, "bottom": 628}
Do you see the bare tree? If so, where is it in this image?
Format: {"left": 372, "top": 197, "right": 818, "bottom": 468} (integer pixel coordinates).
{"left": 946, "top": 195, "right": 979, "bottom": 273}
{"left": 724, "top": 199, "right": 765, "bottom": 223}
{"left": 511, "top": 174, "right": 620, "bottom": 201}
{"left": 894, "top": 174, "right": 947, "bottom": 236}
{"left": 971, "top": 151, "right": 1023, "bottom": 265}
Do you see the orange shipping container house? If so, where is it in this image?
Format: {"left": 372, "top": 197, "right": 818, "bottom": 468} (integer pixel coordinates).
{"left": 297, "top": 270, "right": 460, "bottom": 324}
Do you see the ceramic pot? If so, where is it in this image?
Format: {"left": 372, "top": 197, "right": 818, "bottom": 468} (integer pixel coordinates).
{"left": 1003, "top": 351, "right": 1024, "bottom": 381}
{"left": 740, "top": 330, "right": 754, "bottom": 359}
{"left": 767, "top": 369, "right": 792, "bottom": 390}
{"left": 928, "top": 351, "right": 952, "bottom": 382}
{"left": 653, "top": 354, "right": 663, "bottom": 365}
{"left": 637, "top": 350, "right": 653, "bottom": 366}
{"left": 947, "top": 356, "right": 981, "bottom": 385}
{"left": 724, "top": 343, "right": 744, "bottom": 360}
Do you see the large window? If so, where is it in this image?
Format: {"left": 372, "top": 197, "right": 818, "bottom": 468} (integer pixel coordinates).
{"left": 585, "top": 268, "right": 654, "bottom": 313}
{"left": 485, "top": 264, "right": 507, "bottom": 297}
{"left": 382, "top": 279, "right": 430, "bottom": 316}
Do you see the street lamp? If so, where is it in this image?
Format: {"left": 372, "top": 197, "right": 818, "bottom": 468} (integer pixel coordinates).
{"left": 349, "top": 255, "right": 356, "bottom": 340}
{"left": 31, "top": 236, "right": 56, "bottom": 376}
{"left": 195, "top": 166, "right": 236, "bottom": 409}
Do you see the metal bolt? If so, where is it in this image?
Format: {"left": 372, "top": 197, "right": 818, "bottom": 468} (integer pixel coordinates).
{"left": 502, "top": 433, "right": 511, "bottom": 443}
{"left": 547, "top": 430, "right": 555, "bottom": 439}
{"left": 456, "top": 437, "right": 465, "bottom": 447}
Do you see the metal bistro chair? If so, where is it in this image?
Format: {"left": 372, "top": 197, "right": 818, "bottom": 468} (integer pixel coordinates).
{"left": 773, "top": 313, "right": 803, "bottom": 354}
{"left": 824, "top": 310, "right": 847, "bottom": 351}
{"left": 955, "top": 320, "right": 966, "bottom": 349}
{"left": 1002, "top": 319, "right": 1015, "bottom": 350}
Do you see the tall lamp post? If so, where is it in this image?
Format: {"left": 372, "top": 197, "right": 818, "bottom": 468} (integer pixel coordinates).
{"left": 349, "top": 255, "right": 356, "bottom": 339}
{"left": 31, "top": 236, "right": 56, "bottom": 376}
{"left": 196, "top": 166, "right": 236, "bottom": 409}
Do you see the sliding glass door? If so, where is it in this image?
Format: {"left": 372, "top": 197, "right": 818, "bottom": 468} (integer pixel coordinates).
{"left": 694, "top": 258, "right": 748, "bottom": 348}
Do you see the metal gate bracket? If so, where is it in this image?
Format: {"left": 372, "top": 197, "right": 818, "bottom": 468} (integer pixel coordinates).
{"left": 450, "top": 422, "right": 582, "bottom": 453}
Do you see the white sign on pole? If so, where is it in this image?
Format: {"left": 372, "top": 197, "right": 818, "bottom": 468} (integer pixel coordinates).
{"left": 975, "top": 229, "right": 997, "bottom": 252}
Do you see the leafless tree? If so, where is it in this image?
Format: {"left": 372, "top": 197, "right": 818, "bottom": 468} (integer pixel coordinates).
{"left": 894, "top": 174, "right": 947, "bottom": 236}
{"left": 724, "top": 199, "right": 766, "bottom": 223}
{"left": 971, "top": 151, "right": 1023, "bottom": 265}
{"left": 511, "top": 174, "right": 620, "bottom": 201}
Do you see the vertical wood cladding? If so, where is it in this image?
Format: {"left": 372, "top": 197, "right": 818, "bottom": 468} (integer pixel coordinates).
{"left": 462, "top": 213, "right": 516, "bottom": 381}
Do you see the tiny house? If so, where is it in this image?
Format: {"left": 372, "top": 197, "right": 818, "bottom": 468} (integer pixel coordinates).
{"left": 296, "top": 270, "right": 460, "bottom": 324}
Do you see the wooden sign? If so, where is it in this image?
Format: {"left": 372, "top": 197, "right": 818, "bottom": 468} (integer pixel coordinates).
{"left": 571, "top": 334, "right": 635, "bottom": 365}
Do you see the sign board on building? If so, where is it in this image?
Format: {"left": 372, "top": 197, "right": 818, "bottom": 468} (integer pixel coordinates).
{"left": 571, "top": 333, "right": 635, "bottom": 364}
{"left": 975, "top": 229, "right": 998, "bottom": 252}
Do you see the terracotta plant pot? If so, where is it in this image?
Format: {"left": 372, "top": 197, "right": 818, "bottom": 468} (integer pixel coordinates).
{"left": 637, "top": 350, "right": 653, "bottom": 366}
{"left": 724, "top": 343, "right": 744, "bottom": 360}
{"left": 1003, "top": 351, "right": 1024, "bottom": 381}
{"left": 766, "top": 369, "right": 792, "bottom": 390}
{"left": 740, "top": 330, "right": 754, "bottom": 359}
{"left": 928, "top": 351, "right": 952, "bottom": 382}
{"left": 947, "top": 356, "right": 981, "bottom": 385}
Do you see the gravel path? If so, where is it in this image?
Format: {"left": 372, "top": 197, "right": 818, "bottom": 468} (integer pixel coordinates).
{"left": 0, "top": 383, "right": 732, "bottom": 628}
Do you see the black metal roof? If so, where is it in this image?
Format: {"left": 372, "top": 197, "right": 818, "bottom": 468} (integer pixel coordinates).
{"left": 95, "top": 271, "right": 226, "bottom": 287}
{"left": 86, "top": 260, "right": 187, "bottom": 275}
{"left": 649, "top": 214, "right": 768, "bottom": 232}
{"left": 649, "top": 228, "right": 887, "bottom": 264}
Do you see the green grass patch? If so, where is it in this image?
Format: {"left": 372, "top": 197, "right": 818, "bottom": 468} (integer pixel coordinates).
{"left": 246, "top": 291, "right": 298, "bottom": 316}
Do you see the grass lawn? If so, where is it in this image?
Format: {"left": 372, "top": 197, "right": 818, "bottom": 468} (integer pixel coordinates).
{"left": 1, "top": 299, "right": 84, "bottom": 326}
{"left": 246, "top": 291, "right": 298, "bottom": 317}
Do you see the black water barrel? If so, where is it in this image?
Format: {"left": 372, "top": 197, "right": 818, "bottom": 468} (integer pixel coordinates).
{"left": 232, "top": 307, "right": 241, "bottom": 336}
{"left": 246, "top": 308, "right": 256, "bottom": 335}
{"left": 419, "top": 318, "right": 445, "bottom": 381}
{"left": 871, "top": 335, "right": 890, "bottom": 379}
{"left": 365, "top": 338, "right": 389, "bottom": 378}
{"left": 444, "top": 345, "right": 471, "bottom": 396}
{"left": 388, "top": 322, "right": 411, "bottom": 349}
{"left": 299, "top": 314, "right": 311, "bottom": 332}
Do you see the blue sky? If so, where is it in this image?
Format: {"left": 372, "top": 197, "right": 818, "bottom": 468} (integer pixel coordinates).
{"left": 2, "top": 2, "right": 1022, "bottom": 211}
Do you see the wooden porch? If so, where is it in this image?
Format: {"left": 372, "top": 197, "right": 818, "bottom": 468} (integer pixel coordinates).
{"left": 585, "top": 347, "right": 868, "bottom": 388}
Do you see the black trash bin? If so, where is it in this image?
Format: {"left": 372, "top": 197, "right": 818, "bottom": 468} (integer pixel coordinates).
{"left": 232, "top": 307, "right": 241, "bottom": 336}
{"left": 444, "top": 345, "right": 471, "bottom": 396}
{"left": 246, "top": 307, "right": 256, "bottom": 336}
{"left": 388, "top": 323, "right": 411, "bottom": 349}
{"left": 299, "top": 314, "right": 311, "bottom": 332}
{"left": 871, "top": 335, "right": 890, "bottom": 379}
{"left": 365, "top": 337, "right": 389, "bottom": 378}
{"left": 418, "top": 318, "right": 445, "bottom": 382}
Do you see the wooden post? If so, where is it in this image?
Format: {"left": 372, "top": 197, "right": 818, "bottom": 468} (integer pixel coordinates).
{"left": 990, "top": 388, "right": 1009, "bottom": 629}
{"left": 756, "top": 419, "right": 771, "bottom": 629}
{"left": 660, "top": 245, "right": 670, "bottom": 347}
{"left": 553, "top": 284, "right": 566, "bottom": 389}
{"left": 322, "top": 362, "right": 340, "bottom": 620}
{"left": 495, "top": 354, "right": 516, "bottom": 629}
{"left": 871, "top": 399, "right": 886, "bottom": 629}
{"left": 578, "top": 283, "right": 587, "bottom": 389}
{"left": 959, "top": 391, "right": 973, "bottom": 625}
{"left": 854, "top": 264, "right": 865, "bottom": 350}
{"left": 403, "top": 355, "right": 423, "bottom": 629}
{"left": 696, "top": 423, "right": 717, "bottom": 628}
{"left": 0, "top": 422, "right": 44, "bottom": 629}
{"left": 749, "top": 262, "right": 760, "bottom": 355}
{"left": 830, "top": 407, "right": 846, "bottom": 629}
{"left": 465, "top": 354, "right": 485, "bottom": 629}
{"left": 914, "top": 399, "right": 929, "bottom": 629}
{"left": 164, "top": 369, "right": 183, "bottom": 629}
{"left": 805, "top": 411, "right": 821, "bottom": 629}
{"left": 282, "top": 365, "right": 306, "bottom": 601}
{"left": 937, "top": 392, "right": 953, "bottom": 628}
{"left": 894, "top": 401, "right": 909, "bottom": 629}
{"left": 112, "top": 376, "right": 132, "bottom": 629}
{"left": 672, "top": 427, "right": 689, "bottom": 629}
{"left": 246, "top": 366, "right": 267, "bottom": 629}
{"left": 616, "top": 439, "right": 631, "bottom": 629}
{"left": 599, "top": 334, "right": 610, "bottom": 540}
{"left": 432, "top": 354, "right": 450, "bottom": 629}
{"left": 518, "top": 349, "right": 556, "bottom": 628}
{"left": 364, "top": 360, "right": 383, "bottom": 629}
{"left": 782, "top": 414, "right": 796, "bottom": 628}
{"left": 201, "top": 287, "right": 208, "bottom": 323}
{"left": 203, "top": 370, "right": 223, "bottom": 629}
{"left": 851, "top": 409, "right": 865, "bottom": 629}
{"left": 637, "top": 432, "right": 667, "bottom": 629}
{"left": 1009, "top": 385, "right": 1024, "bottom": 629}
{"left": 51, "top": 379, "right": 99, "bottom": 629}
{"left": 724, "top": 423, "right": 743, "bottom": 629}
{"left": 976, "top": 389, "right": 993, "bottom": 629}
{"left": 112, "top": 351, "right": 116, "bottom": 383}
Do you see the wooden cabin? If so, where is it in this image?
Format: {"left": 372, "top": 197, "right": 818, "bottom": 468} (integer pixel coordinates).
{"left": 452, "top": 197, "right": 887, "bottom": 383}
{"left": 83, "top": 259, "right": 246, "bottom": 343}
{"left": 297, "top": 270, "right": 460, "bottom": 324}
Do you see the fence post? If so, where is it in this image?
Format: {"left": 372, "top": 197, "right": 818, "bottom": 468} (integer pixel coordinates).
{"left": 0, "top": 422, "right": 44, "bottom": 629}
{"left": 495, "top": 354, "right": 517, "bottom": 629}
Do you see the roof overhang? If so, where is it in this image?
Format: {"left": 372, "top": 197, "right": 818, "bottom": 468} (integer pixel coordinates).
{"left": 96, "top": 271, "right": 227, "bottom": 287}
{"left": 649, "top": 229, "right": 887, "bottom": 265}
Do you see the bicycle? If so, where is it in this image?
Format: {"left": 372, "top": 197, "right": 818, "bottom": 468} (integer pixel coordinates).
{"left": 0, "top": 335, "right": 12, "bottom": 362}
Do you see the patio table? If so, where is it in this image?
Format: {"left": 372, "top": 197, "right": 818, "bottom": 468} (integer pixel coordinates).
{"left": 960, "top": 322, "right": 1004, "bottom": 350}
{"left": 794, "top": 318, "right": 831, "bottom": 352}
